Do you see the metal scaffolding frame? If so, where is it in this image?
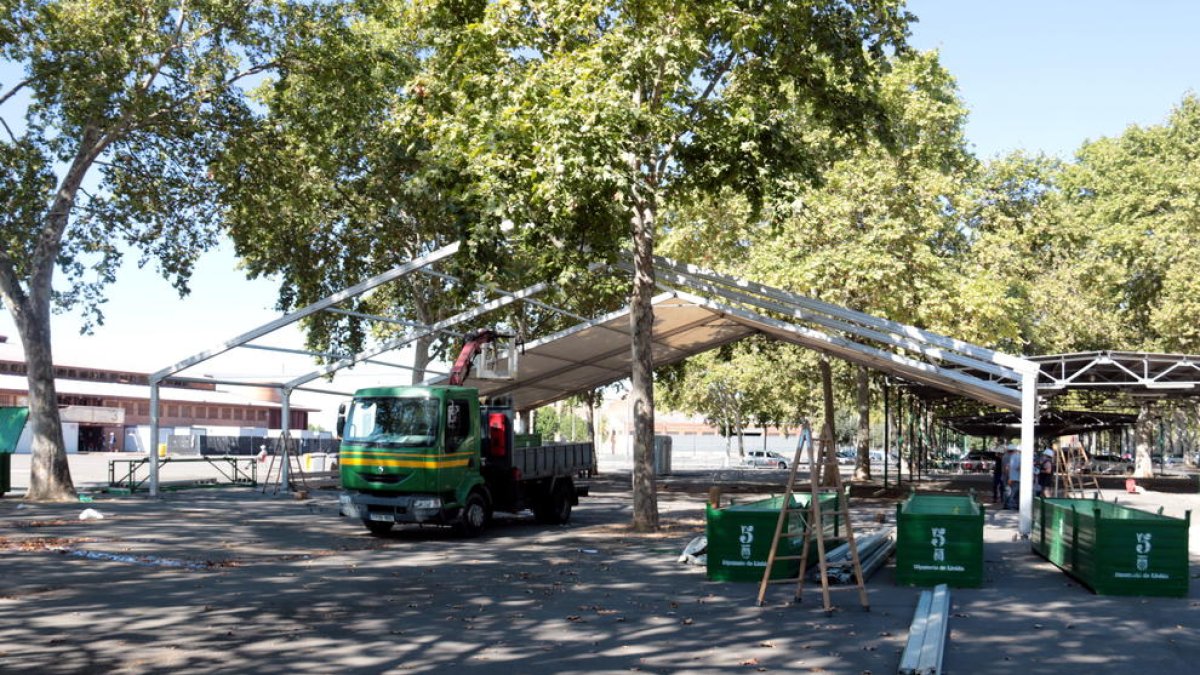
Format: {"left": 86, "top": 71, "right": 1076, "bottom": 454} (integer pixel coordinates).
{"left": 147, "top": 246, "right": 1045, "bottom": 534}
{"left": 1032, "top": 351, "right": 1200, "bottom": 394}
{"left": 145, "top": 240, "right": 553, "bottom": 496}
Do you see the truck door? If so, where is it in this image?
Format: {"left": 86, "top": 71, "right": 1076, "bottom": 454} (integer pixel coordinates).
{"left": 442, "top": 397, "right": 475, "bottom": 492}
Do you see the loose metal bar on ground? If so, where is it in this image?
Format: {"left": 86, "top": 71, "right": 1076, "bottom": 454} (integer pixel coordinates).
{"left": 898, "top": 583, "right": 950, "bottom": 675}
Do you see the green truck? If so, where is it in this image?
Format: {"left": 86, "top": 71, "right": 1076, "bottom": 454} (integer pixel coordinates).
{"left": 336, "top": 385, "right": 593, "bottom": 536}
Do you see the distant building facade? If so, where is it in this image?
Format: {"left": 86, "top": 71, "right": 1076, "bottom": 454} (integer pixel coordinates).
{"left": 0, "top": 353, "right": 315, "bottom": 453}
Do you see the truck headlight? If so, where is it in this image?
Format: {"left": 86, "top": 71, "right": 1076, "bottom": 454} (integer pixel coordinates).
{"left": 413, "top": 498, "right": 441, "bottom": 509}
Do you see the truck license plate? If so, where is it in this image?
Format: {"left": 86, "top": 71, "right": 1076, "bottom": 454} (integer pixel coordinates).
{"left": 368, "top": 513, "right": 395, "bottom": 523}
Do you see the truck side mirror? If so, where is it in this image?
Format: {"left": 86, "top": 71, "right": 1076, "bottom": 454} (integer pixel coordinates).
{"left": 336, "top": 402, "right": 346, "bottom": 438}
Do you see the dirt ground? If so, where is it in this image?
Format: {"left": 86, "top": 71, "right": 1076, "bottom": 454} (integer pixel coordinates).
{"left": 1, "top": 469, "right": 1198, "bottom": 674}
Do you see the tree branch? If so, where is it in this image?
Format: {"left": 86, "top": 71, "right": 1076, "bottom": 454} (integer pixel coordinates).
{"left": 30, "top": 125, "right": 114, "bottom": 306}
{"left": 123, "top": 58, "right": 283, "bottom": 135}
{"left": 0, "top": 248, "right": 30, "bottom": 314}
{"left": 135, "top": 0, "right": 189, "bottom": 97}
{"left": 0, "top": 78, "right": 30, "bottom": 107}
{"left": 0, "top": 115, "right": 15, "bottom": 143}
{"left": 654, "top": 50, "right": 737, "bottom": 181}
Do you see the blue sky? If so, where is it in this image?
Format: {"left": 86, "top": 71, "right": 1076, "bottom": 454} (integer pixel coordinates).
{"left": 907, "top": 0, "right": 1200, "bottom": 158}
{"left": 3, "top": 1, "right": 1200, "bottom": 422}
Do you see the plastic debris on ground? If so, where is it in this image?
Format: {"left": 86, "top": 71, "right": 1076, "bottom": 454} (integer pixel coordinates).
{"left": 678, "top": 535, "right": 707, "bottom": 566}
{"left": 66, "top": 550, "right": 214, "bottom": 570}
{"left": 78, "top": 508, "right": 105, "bottom": 521}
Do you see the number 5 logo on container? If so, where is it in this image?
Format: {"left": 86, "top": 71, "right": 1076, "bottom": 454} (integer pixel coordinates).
{"left": 1135, "top": 532, "right": 1152, "bottom": 555}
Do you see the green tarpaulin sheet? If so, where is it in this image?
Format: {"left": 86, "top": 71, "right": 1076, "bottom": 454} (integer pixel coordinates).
{"left": 0, "top": 407, "right": 29, "bottom": 454}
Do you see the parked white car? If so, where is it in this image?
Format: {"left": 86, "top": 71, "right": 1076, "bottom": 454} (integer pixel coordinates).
{"left": 745, "top": 450, "right": 790, "bottom": 469}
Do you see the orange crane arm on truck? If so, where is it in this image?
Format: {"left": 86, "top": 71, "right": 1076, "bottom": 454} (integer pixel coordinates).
{"left": 447, "top": 329, "right": 502, "bottom": 386}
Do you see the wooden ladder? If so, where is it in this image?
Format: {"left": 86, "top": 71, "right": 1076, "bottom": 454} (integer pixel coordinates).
{"left": 756, "top": 421, "right": 869, "bottom": 613}
{"left": 1055, "top": 442, "right": 1100, "bottom": 499}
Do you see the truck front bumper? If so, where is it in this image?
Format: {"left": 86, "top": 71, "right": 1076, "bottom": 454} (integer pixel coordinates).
{"left": 339, "top": 492, "right": 447, "bottom": 525}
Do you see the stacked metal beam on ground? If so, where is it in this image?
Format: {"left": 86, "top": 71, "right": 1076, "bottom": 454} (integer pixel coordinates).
{"left": 807, "top": 528, "right": 895, "bottom": 584}
{"left": 898, "top": 583, "right": 950, "bottom": 675}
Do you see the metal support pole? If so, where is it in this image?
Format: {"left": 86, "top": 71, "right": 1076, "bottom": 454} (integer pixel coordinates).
{"left": 883, "top": 381, "right": 890, "bottom": 489}
{"left": 149, "top": 381, "right": 160, "bottom": 497}
{"left": 280, "top": 389, "right": 292, "bottom": 491}
{"left": 895, "top": 391, "right": 903, "bottom": 486}
{"left": 902, "top": 396, "right": 912, "bottom": 480}
{"left": 1019, "top": 371, "right": 1038, "bottom": 536}
{"left": 1152, "top": 413, "right": 1161, "bottom": 475}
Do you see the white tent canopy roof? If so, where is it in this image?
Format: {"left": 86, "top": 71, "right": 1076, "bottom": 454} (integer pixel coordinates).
{"left": 455, "top": 290, "right": 1027, "bottom": 412}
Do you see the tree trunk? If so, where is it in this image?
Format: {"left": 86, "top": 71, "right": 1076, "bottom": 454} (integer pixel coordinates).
{"left": 409, "top": 293, "right": 435, "bottom": 384}
{"left": 1134, "top": 403, "right": 1155, "bottom": 479}
{"left": 583, "top": 390, "right": 599, "bottom": 475}
{"left": 411, "top": 335, "right": 432, "bottom": 384}
{"left": 629, "top": 199, "right": 659, "bottom": 532}
{"left": 854, "top": 365, "right": 871, "bottom": 481}
{"left": 583, "top": 391, "right": 597, "bottom": 441}
{"left": 0, "top": 130, "right": 105, "bottom": 502}
{"left": 818, "top": 357, "right": 839, "bottom": 487}
{"left": 735, "top": 406, "right": 744, "bottom": 457}
{"left": 12, "top": 301, "right": 76, "bottom": 501}
{"left": 554, "top": 400, "right": 564, "bottom": 442}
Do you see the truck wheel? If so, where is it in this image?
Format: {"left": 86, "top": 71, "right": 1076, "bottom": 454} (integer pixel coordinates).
{"left": 457, "top": 492, "right": 490, "bottom": 537}
{"left": 535, "top": 480, "right": 573, "bottom": 525}
{"left": 363, "top": 518, "right": 393, "bottom": 536}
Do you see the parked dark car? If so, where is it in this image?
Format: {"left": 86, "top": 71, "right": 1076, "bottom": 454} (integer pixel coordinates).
{"left": 958, "top": 450, "right": 1000, "bottom": 473}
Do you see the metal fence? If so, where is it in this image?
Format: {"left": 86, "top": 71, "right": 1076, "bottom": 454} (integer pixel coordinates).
{"left": 167, "top": 435, "right": 340, "bottom": 457}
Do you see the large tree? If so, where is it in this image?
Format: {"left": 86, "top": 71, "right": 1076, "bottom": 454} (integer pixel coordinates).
{"left": 399, "top": 1, "right": 910, "bottom": 530}
{"left": 1059, "top": 95, "right": 1200, "bottom": 353}
{"left": 753, "top": 51, "right": 974, "bottom": 480}
{"left": 0, "top": 0, "right": 300, "bottom": 500}
{"left": 217, "top": 1, "right": 632, "bottom": 381}
{"left": 660, "top": 51, "right": 973, "bottom": 480}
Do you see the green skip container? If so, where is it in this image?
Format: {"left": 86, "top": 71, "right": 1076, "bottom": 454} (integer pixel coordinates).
{"left": 895, "top": 492, "right": 984, "bottom": 588}
{"left": 0, "top": 407, "right": 30, "bottom": 497}
{"left": 1032, "top": 497, "right": 1190, "bottom": 597}
{"left": 705, "top": 491, "right": 842, "bottom": 582}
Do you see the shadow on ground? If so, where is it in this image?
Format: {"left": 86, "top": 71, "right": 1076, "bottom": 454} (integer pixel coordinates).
{"left": 0, "top": 477, "right": 1197, "bottom": 674}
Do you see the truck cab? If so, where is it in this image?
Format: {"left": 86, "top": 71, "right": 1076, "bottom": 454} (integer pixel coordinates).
{"left": 337, "top": 385, "right": 593, "bottom": 537}
{"left": 338, "top": 386, "right": 490, "bottom": 535}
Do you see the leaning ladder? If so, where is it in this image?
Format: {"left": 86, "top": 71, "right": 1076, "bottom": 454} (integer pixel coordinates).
{"left": 756, "top": 421, "right": 869, "bottom": 613}
{"left": 1055, "top": 443, "right": 1100, "bottom": 499}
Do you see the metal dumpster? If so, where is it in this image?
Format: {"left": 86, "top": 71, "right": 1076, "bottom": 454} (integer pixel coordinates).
{"left": 705, "top": 491, "right": 842, "bottom": 582}
{"left": 895, "top": 492, "right": 984, "bottom": 588}
{"left": 1032, "top": 497, "right": 1190, "bottom": 597}
{"left": 0, "top": 407, "right": 30, "bottom": 497}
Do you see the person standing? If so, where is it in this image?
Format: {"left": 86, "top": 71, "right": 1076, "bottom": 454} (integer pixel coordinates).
{"left": 992, "top": 444, "right": 1006, "bottom": 504}
{"left": 1037, "top": 448, "right": 1055, "bottom": 498}
{"left": 1005, "top": 446, "right": 1021, "bottom": 510}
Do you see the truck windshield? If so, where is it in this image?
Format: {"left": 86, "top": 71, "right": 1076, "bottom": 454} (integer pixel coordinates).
{"left": 344, "top": 397, "right": 440, "bottom": 447}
